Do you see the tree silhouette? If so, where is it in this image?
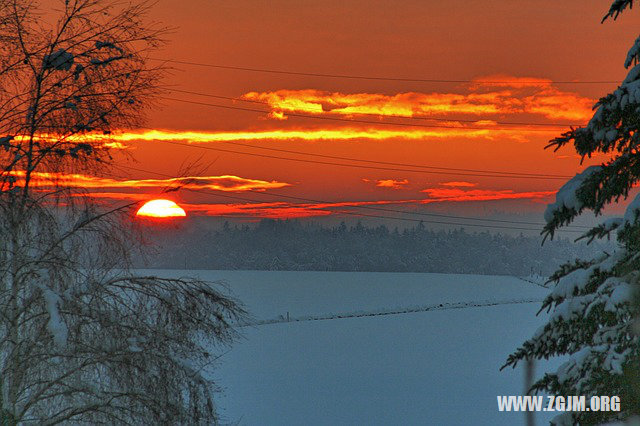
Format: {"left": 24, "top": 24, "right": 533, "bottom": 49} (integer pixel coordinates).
{"left": 0, "top": 1, "right": 243, "bottom": 423}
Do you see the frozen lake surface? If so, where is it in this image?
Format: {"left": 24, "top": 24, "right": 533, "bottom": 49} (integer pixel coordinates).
{"left": 145, "top": 270, "right": 557, "bottom": 425}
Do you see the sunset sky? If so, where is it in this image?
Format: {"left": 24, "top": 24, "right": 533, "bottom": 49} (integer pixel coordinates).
{"left": 81, "top": 1, "right": 640, "bottom": 230}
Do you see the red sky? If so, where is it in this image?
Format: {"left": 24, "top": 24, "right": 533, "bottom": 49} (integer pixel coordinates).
{"left": 50, "top": 1, "right": 640, "bottom": 226}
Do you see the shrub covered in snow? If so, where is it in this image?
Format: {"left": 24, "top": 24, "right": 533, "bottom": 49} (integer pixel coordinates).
{"left": 0, "top": 1, "right": 243, "bottom": 424}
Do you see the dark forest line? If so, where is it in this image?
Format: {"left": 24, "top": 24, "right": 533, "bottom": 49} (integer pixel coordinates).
{"left": 140, "top": 219, "right": 609, "bottom": 276}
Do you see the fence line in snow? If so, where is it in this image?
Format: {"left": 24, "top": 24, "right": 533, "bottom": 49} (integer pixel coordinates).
{"left": 240, "top": 298, "right": 544, "bottom": 327}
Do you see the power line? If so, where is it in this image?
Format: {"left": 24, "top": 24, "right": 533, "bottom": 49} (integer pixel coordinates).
{"left": 137, "top": 124, "right": 572, "bottom": 179}
{"left": 227, "top": 187, "right": 590, "bottom": 230}
{"left": 121, "top": 127, "right": 587, "bottom": 230}
{"left": 238, "top": 189, "right": 590, "bottom": 229}
{"left": 168, "top": 88, "right": 586, "bottom": 129}
{"left": 219, "top": 140, "right": 571, "bottom": 178}
{"left": 150, "top": 57, "right": 619, "bottom": 85}
{"left": 160, "top": 96, "right": 569, "bottom": 133}
{"left": 115, "top": 164, "right": 588, "bottom": 233}
{"left": 150, "top": 138, "right": 571, "bottom": 180}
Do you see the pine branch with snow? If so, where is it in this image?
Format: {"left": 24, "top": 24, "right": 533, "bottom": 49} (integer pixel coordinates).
{"left": 505, "top": 2, "right": 640, "bottom": 424}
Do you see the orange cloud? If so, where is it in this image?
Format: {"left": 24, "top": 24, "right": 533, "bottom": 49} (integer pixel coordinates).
{"left": 12, "top": 170, "right": 554, "bottom": 215}
{"left": 5, "top": 171, "right": 290, "bottom": 192}
{"left": 79, "top": 192, "right": 153, "bottom": 201}
{"left": 468, "top": 75, "right": 556, "bottom": 89}
{"left": 375, "top": 179, "right": 409, "bottom": 189}
{"left": 471, "top": 75, "right": 596, "bottom": 121}
{"left": 183, "top": 187, "right": 555, "bottom": 218}
{"left": 267, "top": 111, "right": 288, "bottom": 120}
{"left": 64, "top": 127, "right": 555, "bottom": 145}
{"left": 10, "top": 135, "right": 127, "bottom": 149}
{"left": 420, "top": 187, "right": 554, "bottom": 203}
{"left": 184, "top": 201, "right": 334, "bottom": 219}
{"left": 80, "top": 186, "right": 555, "bottom": 219}
{"left": 242, "top": 77, "right": 594, "bottom": 123}
{"left": 101, "top": 141, "right": 128, "bottom": 149}
{"left": 171, "top": 198, "right": 428, "bottom": 219}
{"left": 440, "top": 181, "right": 477, "bottom": 187}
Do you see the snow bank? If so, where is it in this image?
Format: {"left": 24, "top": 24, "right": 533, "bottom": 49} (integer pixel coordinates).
{"left": 144, "top": 270, "right": 555, "bottom": 425}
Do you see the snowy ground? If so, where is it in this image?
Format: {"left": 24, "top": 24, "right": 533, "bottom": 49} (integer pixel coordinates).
{"left": 145, "top": 270, "right": 558, "bottom": 425}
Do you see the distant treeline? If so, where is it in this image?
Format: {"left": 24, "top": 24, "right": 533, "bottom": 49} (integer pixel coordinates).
{"left": 140, "top": 219, "right": 609, "bottom": 276}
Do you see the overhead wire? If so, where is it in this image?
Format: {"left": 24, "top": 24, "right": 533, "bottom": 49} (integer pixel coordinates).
{"left": 134, "top": 92, "right": 580, "bottom": 179}
{"left": 98, "top": 58, "right": 605, "bottom": 234}
{"left": 146, "top": 137, "right": 573, "bottom": 180}
{"left": 197, "top": 138, "right": 571, "bottom": 178}
{"left": 147, "top": 88, "right": 588, "bottom": 180}
{"left": 160, "top": 96, "right": 572, "bottom": 133}
{"left": 111, "top": 61, "right": 597, "bottom": 231}
{"left": 114, "top": 163, "right": 588, "bottom": 233}
{"left": 150, "top": 57, "right": 619, "bottom": 85}
{"left": 167, "top": 87, "right": 586, "bottom": 129}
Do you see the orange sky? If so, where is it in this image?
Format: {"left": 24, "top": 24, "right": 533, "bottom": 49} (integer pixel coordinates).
{"left": 42, "top": 1, "right": 640, "bottom": 225}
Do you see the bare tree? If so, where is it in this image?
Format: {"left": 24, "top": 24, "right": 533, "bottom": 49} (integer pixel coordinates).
{"left": 0, "top": 1, "right": 244, "bottom": 424}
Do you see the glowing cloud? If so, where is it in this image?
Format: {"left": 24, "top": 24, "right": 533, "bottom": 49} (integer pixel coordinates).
{"left": 184, "top": 201, "right": 334, "bottom": 219}
{"left": 440, "top": 181, "right": 478, "bottom": 187}
{"left": 132, "top": 186, "right": 555, "bottom": 219}
{"left": 25, "top": 171, "right": 558, "bottom": 219}
{"left": 179, "top": 187, "right": 555, "bottom": 218}
{"left": 420, "top": 187, "right": 554, "bottom": 203}
{"left": 242, "top": 77, "right": 594, "bottom": 123}
{"left": 375, "top": 179, "right": 410, "bottom": 189}
{"left": 54, "top": 125, "right": 560, "bottom": 151}
{"left": 5, "top": 171, "right": 290, "bottom": 192}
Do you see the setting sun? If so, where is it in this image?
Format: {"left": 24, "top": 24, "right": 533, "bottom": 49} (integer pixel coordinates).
{"left": 136, "top": 199, "right": 186, "bottom": 218}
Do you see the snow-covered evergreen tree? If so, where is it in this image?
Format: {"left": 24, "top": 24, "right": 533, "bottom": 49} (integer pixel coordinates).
{"left": 503, "top": 2, "right": 640, "bottom": 424}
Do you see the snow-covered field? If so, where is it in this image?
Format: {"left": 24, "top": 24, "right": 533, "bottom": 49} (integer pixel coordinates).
{"left": 145, "top": 270, "right": 558, "bottom": 425}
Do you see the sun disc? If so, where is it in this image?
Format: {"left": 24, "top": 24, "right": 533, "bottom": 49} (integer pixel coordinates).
{"left": 136, "top": 199, "right": 186, "bottom": 218}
